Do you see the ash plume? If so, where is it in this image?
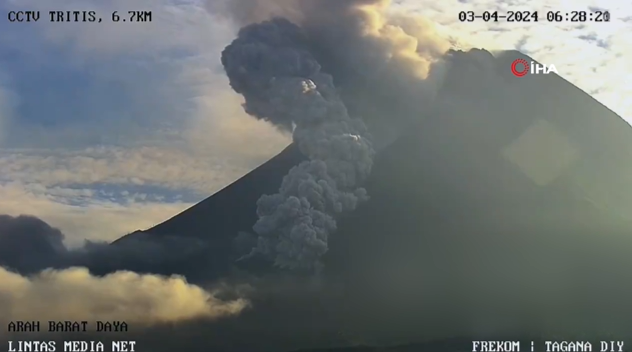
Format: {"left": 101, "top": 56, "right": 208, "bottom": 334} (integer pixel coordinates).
{"left": 208, "top": 0, "right": 452, "bottom": 145}
{"left": 218, "top": 0, "right": 453, "bottom": 271}
{"left": 222, "top": 18, "right": 375, "bottom": 271}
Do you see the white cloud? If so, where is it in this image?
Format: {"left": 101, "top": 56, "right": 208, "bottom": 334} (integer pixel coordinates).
{"left": 0, "top": 133, "right": 288, "bottom": 245}
{"left": 0, "top": 136, "right": 285, "bottom": 245}
{"left": 0, "top": 0, "right": 290, "bottom": 153}
{"left": 0, "top": 266, "right": 248, "bottom": 324}
{"left": 0, "top": 145, "right": 278, "bottom": 194}
{"left": 0, "top": 0, "right": 291, "bottom": 244}
{"left": 0, "top": 182, "right": 193, "bottom": 246}
{"left": 395, "top": 0, "right": 632, "bottom": 121}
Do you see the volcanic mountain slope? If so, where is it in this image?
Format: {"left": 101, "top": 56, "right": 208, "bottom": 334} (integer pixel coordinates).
{"left": 115, "top": 48, "right": 632, "bottom": 276}
{"left": 110, "top": 49, "right": 632, "bottom": 348}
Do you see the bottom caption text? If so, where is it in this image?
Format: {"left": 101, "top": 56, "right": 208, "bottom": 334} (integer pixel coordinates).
{"left": 472, "top": 340, "right": 625, "bottom": 352}
{"left": 7, "top": 341, "right": 136, "bottom": 352}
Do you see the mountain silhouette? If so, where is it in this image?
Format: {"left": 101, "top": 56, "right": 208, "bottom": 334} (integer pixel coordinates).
{"left": 111, "top": 49, "right": 632, "bottom": 350}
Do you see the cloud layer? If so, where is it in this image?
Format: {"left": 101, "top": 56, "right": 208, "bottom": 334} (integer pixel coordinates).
{"left": 0, "top": 0, "right": 291, "bottom": 244}
{"left": 0, "top": 214, "right": 248, "bottom": 338}
{"left": 0, "top": 266, "right": 248, "bottom": 324}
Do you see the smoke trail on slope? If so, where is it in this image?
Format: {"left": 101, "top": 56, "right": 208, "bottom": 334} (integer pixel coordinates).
{"left": 221, "top": 18, "right": 375, "bottom": 271}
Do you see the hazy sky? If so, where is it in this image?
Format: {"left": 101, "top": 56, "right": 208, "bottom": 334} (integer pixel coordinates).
{"left": 0, "top": 0, "right": 629, "bottom": 247}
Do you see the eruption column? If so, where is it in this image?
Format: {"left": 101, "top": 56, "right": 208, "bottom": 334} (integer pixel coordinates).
{"left": 222, "top": 18, "right": 375, "bottom": 271}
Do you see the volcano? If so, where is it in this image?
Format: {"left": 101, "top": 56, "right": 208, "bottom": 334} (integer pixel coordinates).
{"left": 111, "top": 49, "right": 632, "bottom": 350}
{"left": 115, "top": 49, "right": 632, "bottom": 274}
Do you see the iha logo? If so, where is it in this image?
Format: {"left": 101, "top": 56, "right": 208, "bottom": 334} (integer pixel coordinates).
{"left": 510, "top": 58, "right": 558, "bottom": 77}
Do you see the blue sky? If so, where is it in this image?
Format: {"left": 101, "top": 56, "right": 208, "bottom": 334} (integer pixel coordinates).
{"left": 0, "top": 0, "right": 629, "bottom": 247}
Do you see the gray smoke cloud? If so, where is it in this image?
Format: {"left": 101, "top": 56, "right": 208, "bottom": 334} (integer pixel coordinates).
{"left": 218, "top": 0, "right": 452, "bottom": 271}
{"left": 222, "top": 18, "right": 375, "bottom": 271}
{"left": 208, "top": 0, "right": 452, "bottom": 134}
